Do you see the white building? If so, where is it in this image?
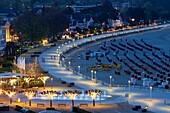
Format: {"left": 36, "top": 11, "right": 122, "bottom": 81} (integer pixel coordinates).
{"left": 69, "top": 5, "right": 96, "bottom": 13}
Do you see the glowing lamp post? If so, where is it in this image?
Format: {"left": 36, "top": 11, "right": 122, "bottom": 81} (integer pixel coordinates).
{"left": 51, "top": 78, "right": 53, "bottom": 89}
{"left": 68, "top": 61, "right": 71, "bottom": 70}
{"left": 150, "top": 86, "right": 152, "bottom": 101}
{"left": 128, "top": 80, "right": 131, "bottom": 94}
{"left": 78, "top": 65, "right": 80, "bottom": 73}
{"left": 110, "top": 76, "right": 112, "bottom": 87}
{"left": 63, "top": 90, "right": 81, "bottom": 107}
{"left": 40, "top": 90, "right": 60, "bottom": 107}
{"left": 131, "top": 18, "right": 135, "bottom": 22}
{"left": 4, "top": 89, "right": 17, "bottom": 104}
{"left": 94, "top": 71, "right": 97, "bottom": 83}
{"left": 85, "top": 89, "right": 102, "bottom": 106}
{"left": 58, "top": 46, "right": 60, "bottom": 54}
{"left": 23, "top": 90, "right": 37, "bottom": 106}
{"left": 39, "top": 76, "right": 50, "bottom": 89}
{"left": 56, "top": 49, "right": 59, "bottom": 54}
{"left": 91, "top": 70, "right": 93, "bottom": 81}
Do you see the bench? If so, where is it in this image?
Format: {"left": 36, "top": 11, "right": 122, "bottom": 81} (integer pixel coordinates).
{"left": 58, "top": 104, "right": 66, "bottom": 107}
{"left": 37, "top": 103, "right": 45, "bottom": 107}
{"left": 80, "top": 104, "right": 88, "bottom": 107}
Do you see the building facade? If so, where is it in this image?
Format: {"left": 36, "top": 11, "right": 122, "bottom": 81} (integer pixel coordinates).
{"left": 0, "top": 28, "right": 6, "bottom": 56}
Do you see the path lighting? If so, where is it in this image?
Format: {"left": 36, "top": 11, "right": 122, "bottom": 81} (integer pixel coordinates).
{"left": 62, "top": 58, "right": 65, "bottom": 66}
{"left": 150, "top": 86, "right": 152, "bottom": 101}
{"left": 40, "top": 90, "right": 61, "bottom": 107}
{"left": 58, "top": 46, "right": 60, "bottom": 53}
{"left": 110, "top": 76, "right": 112, "bottom": 87}
{"left": 78, "top": 65, "right": 80, "bottom": 73}
{"left": 72, "top": 39, "right": 75, "bottom": 47}
{"left": 128, "top": 80, "right": 131, "bottom": 94}
{"left": 91, "top": 70, "right": 93, "bottom": 81}
{"left": 68, "top": 61, "right": 71, "bottom": 70}
{"left": 22, "top": 90, "right": 37, "bottom": 106}
{"left": 51, "top": 78, "right": 53, "bottom": 89}
{"left": 38, "top": 75, "right": 50, "bottom": 89}
{"left": 85, "top": 89, "right": 102, "bottom": 106}
{"left": 63, "top": 90, "right": 82, "bottom": 107}
{"left": 132, "top": 18, "right": 135, "bottom": 22}
{"left": 58, "top": 54, "right": 61, "bottom": 64}
{"left": 3, "top": 89, "right": 17, "bottom": 104}
{"left": 94, "top": 71, "right": 97, "bottom": 83}
{"left": 56, "top": 49, "right": 59, "bottom": 54}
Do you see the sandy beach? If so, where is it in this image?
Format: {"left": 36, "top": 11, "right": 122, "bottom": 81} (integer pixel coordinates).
{"left": 64, "top": 28, "right": 170, "bottom": 85}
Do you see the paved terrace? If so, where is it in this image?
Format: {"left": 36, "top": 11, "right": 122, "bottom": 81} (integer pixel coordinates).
{"left": 38, "top": 24, "right": 170, "bottom": 113}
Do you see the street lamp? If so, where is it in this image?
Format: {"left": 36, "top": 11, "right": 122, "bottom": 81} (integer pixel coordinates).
{"left": 131, "top": 18, "right": 135, "bottom": 22}
{"left": 56, "top": 49, "right": 59, "bottom": 54}
{"left": 51, "top": 78, "right": 53, "bottom": 89}
{"left": 78, "top": 65, "right": 80, "bottom": 74}
{"left": 128, "top": 80, "right": 131, "bottom": 94}
{"left": 62, "top": 58, "right": 65, "bottom": 66}
{"left": 150, "top": 86, "right": 152, "bottom": 101}
{"left": 72, "top": 39, "right": 75, "bottom": 47}
{"left": 91, "top": 70, "right": 93, "bottom": 81}
{"left": 58, "top": 46, "right": 60, "bottom": 53}
{"left": 94, "top": 71, "right": 97, "bottom": 83}
{"left": 68, "top": 61, "right": 71, "bottom": 70}
{"left": 110, "top": 76, "right": 112, "bottom": 87}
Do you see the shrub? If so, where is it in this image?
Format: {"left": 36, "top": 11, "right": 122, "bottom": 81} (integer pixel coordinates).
{"left": 28, "top": 80, "right": 44, "bottom": 88}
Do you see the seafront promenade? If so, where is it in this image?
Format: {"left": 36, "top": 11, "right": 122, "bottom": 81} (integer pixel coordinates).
{"left": 37, "top": 24, "right": 170, "bottom": 113}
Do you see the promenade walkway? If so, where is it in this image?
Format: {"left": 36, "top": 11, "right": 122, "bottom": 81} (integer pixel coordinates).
{"left": 38, "top": 24, "right": 170, "bottom": 113}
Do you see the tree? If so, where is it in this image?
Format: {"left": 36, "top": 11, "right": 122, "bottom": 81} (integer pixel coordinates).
{"left": 0, "top": 0, "right": 10, "bottom": 9}
{"left": 63, "top": 6, "right": 74, "bottom": 15}
{"left": 13, "top": 11, "right": 48, "bottom": 42}
{"left": 44, "top": 8, "right": 69, "bottom": 38}
{"left": 142, "top": 1, "right": 153, "bottom": 21}
{"left": 98, "top": 0, "right": 118, "bottom": 24}
{"left": 13, "top": 7, "right": 69, "bottom": 42}
{"left": 126, "top": 7, "right": 146, "bottom": 24}
{"left": 26, "top": 57, "right": 42, "bottom": 77}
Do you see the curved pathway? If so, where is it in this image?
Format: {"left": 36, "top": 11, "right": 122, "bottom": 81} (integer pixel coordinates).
{"left": 38, "top": 24, "right": 170, "bottom": 113}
